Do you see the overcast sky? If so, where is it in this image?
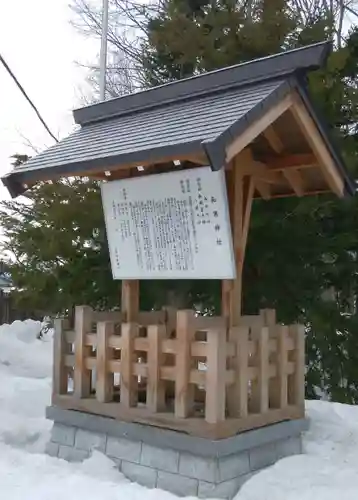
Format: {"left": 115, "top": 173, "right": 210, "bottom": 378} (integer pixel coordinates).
{"left": 0, "top": 0, "right": 98, "bottom": 200}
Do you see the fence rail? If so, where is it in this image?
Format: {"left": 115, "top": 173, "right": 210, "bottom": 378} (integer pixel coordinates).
{"left": 53, "top": 306, "right": 305, "bottom": 438}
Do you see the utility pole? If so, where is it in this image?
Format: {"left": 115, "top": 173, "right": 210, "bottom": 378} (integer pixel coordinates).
{"left": 99, "top": 0, "right": 109, "bottom": 101}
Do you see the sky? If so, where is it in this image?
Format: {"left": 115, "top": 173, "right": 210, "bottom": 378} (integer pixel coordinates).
{"left": 0, "top": 0, "right": 98, "bottom": 201}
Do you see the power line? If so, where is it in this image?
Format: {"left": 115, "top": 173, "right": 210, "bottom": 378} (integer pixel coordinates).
{"left": 0, "top": 52, "right": 59, "bottom": 143}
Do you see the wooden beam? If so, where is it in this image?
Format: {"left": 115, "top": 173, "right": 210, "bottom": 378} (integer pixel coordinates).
{"left": 239, "top": 160, "right": 284, "bottom": 184}
{"left": 282, "top": 169, "right": 305, "bottom": 197}
{"left": 289, "top": 94, "right": 344, "bottom": 197}
{"left": 255, "top": 181, "right": 271, "bottom": 200}
{"left": 222, "top": 150, "right": 255, "bottom": 326}
{"left": 263, "top": 125, "right": 284, "bottom": 153}
{"left": 226, "top": 94, "right": 293, "bottom": 163}
{"left": 266, "top": 153, "right": 317, "bottom": 171}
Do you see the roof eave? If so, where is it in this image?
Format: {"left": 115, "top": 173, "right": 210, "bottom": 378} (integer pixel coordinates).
{"left": 1, "top": 140, "right": 207, "bottom": 198}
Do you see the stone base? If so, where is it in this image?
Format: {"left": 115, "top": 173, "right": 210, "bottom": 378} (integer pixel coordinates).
{"left": 46, "top": 406, "right": 307, "bottom": 499}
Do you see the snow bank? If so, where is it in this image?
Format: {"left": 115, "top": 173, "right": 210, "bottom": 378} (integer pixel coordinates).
{"left": 0, "top": 319, "right": 358, "bottom": 500}
{"left": 0, "top": 320, "right": 53, "bottom": 451}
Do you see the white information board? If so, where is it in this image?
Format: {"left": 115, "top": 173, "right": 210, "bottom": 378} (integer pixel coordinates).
{"left": 101, "top": 166, "right": 236, "bottom": 279}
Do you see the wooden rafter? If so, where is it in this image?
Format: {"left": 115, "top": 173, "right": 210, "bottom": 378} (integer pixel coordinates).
{"left": 226, "top": 95, "right": 293, "bottom": 163}
{"left": 289, "top": 93, "right": 344, "bottom": 197}
{"left": 282, "top": 169, "right": 305, "bottom": 197}
{"left": 255, "top": 181, "right": 271, "bottom": 200}
{"left": 263, "top": 125, "right": 284, "bottom": 153}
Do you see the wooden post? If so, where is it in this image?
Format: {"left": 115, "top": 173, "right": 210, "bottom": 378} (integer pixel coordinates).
{"left": 121, "top": 322, "right": 139, "bottom": 407}
{"left": 96, "top": 321, "right": 114, "bottom": 403}
{"left": 250, "top": 326, "right": 269, "bottom": 413}
{"left": 288, "top": 324, "right": 305, "bottom": 410}
{"left": 270, "top": 325, "right": 288, "bottom": 409}
{"left": 222, "top": 151, "right": 255, "bottom": 327}
{"left": 74, "top": 305, "right": 92, "bottom": 398}
{"left": 205, "top": 327, "right": 227, "bottom": 423}
{"left": 147, "top": 324, "right": 166, "bottom": 412}
{"left": 121, "top": 280, "right": 139, "bottom": 322}
{"left": 53, "top": 318, "right": 67, "bottom": 397}
{"left": 175, "top": 310, "right": 195, "bottom": 418}
{"left": 228, "top": 326, "right": 249, "bottom": 417}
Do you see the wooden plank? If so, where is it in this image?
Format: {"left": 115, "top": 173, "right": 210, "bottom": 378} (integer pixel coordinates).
{"left": 108, "top": 360, "right": 121, "bottom": 372}
{"left": 226, "top": 94, "right": 293, "bottom": 162}
{"left": 96, "top": 321, "right": 114, "bottom": 403}
{"left": 134, "top": 337, "right": 149, "bottom": 351}
{"left": 228, "top": 326, "right": 249, "bottom": 418}
{"left": 162, "top": 338, "right": 177, "bottom": 354}
{"left": 86, "top": 333, "right": 97, "bottom": 347}
{"left": 266, "top": 153, "right": 316, "bottom": 171}
{"left": 270, "top": 325, "right": 288, "bottom": 409}
{"left": 288, "top": 325, "right": 305, "bottom": 408}
{"left": 121, "top": 323, "right": 139, "bottom": 407}
{"left": 175, "top": 310, "right": 195, "bottom": 418}
{"left": 147, "top": 324, "right": 166, "bottom": 412}
{"left": 260, "top": 309, "right": 276, "bottom": 326}
{"left": 255, "top": 181, "right": 271, "bottom": 200}
{"left": 139, "top": 310, "right": 166, "bottom": 326}
{"left": 53, "top": 319, "right": 68, "bottom": 396}
{"left": 205, "top": 327, "right": 227, "bottom": 423}
{"left": 74, "top": 305, "right": 93, "bottom": 398}
{"left": 283, "top": 169, "right": 305, "bottom": 196}
{"left": 93, "top": 311, "right": 122, "bottom": 322}
{"left": 250, "top": 327, "right": 269, "bottom": 413}
{"left": 54, "top": 394, "right": 304, "bottom": 440}
{"left": 65, "top": 330, "right": 75, "bottom": 344}
{"left": 263, "top": 125, "right": 284, "bottom": 153}
{"left": 108, "top": 336, "right": 122, "bottom": 349}
{"left": 193, "top": 315, "right": 227, "bottom": 331}
{"left": 290, "top": 96, "right": 344, "bottom": 197}
{"left": 121, "top": 280, "right": 139, "bottom": 322}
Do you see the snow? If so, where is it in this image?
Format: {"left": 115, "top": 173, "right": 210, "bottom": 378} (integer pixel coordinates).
{"left": 0, "top": 320, "right": 358, "bottom": 499}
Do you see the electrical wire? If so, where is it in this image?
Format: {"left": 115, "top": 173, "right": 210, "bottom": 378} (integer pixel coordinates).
{"left": 0, "top": 52, "right": 59, "bottom": 143}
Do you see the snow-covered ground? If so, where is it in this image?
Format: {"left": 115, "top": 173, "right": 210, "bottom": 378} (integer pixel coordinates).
{"left": 0, "top": 320, "right": 358, "bottom": 500}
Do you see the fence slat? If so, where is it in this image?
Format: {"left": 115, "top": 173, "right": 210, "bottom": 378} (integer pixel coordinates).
{"left": 121, "top": 322, "right": 139, "bottom": 407}
{"left": 147, "top": 324, "right": 166, "bottom": 412}
{"left": 74, "top": 306, "right": 92, "bottom": 398}
{"left": 175, "top": 310, "right": 195, "bottom": 418}
{"left": 289, "top": 325, "right": 305, "bottom": 408}
{"left": 205, "top": 327, "right": 227, "bottom": 423}
{"left": 230, "top": 326, "right": 249, "bottom": 417}
{"left": 250, "top": 326, "right": 269, "bottom": 413}
{"left": 270, "top": 325, "right": 288, "bottom": 409}
{"left": 96, "top": 321, "right": 114, "bottom": 403}
{"left": 53, "top": 319, "right": 67, "bottom": 396}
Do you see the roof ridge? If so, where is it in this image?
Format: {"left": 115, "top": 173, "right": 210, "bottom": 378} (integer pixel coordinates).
{"left": 73, "top": 42, "right": 332, "bottom": 126}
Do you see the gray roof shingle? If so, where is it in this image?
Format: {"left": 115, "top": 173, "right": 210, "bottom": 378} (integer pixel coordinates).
{"left": 1, "top": 41, "right": 355, "bottom": 197}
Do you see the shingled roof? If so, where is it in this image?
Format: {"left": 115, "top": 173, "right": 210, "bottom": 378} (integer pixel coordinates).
{"left": 2, "top": 42, "right": 355, "bottom": 198}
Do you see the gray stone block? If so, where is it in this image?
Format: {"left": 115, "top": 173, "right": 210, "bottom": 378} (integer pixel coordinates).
{"left": 249, "top": 443, "right": 277, "bottom": 471}
{"left": 45, "top": 441, "right": 59, "bottom": 458}
{"left": 276, "top": 436, "right": 302, "bottom": 459}
{"left": 179, "top": 452, "right": 218, "bottom": 482}
{"left": 157, "top": 471, "right": 198, "bottom": 497}
{"left": 75, "top": 428, "right": 107, "bottom": 452}
{"left": 141, "top": 443, "right": 179, "bottom": 473}
{"left": 47, "top": 405, "right": 308, "bottom": 458}
{"left": 198, "top": 477, "right": 241, "bottom": 499}
{"left": 122, "top": 460, "right": 157, "bottom": 488}
{"left": 218, "top": 451, "right": 250, "bottom": 482}
{"left": 58, "top": 445, "right": 89, "bottom": 462}
{"left": 106, "top": 436, "right": 141, "bottom": 463}
{"left": 51, "top": 423, "right": 76, "bottom": 447}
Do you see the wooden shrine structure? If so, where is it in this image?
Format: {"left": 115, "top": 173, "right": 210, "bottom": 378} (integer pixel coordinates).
{"left": 3, "top": 42, "right": 354, "bottom": 440}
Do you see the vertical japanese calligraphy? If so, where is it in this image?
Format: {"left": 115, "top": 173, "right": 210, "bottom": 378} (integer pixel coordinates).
{"left": 101, "top": 166, "right": 235, "bottom": 279}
